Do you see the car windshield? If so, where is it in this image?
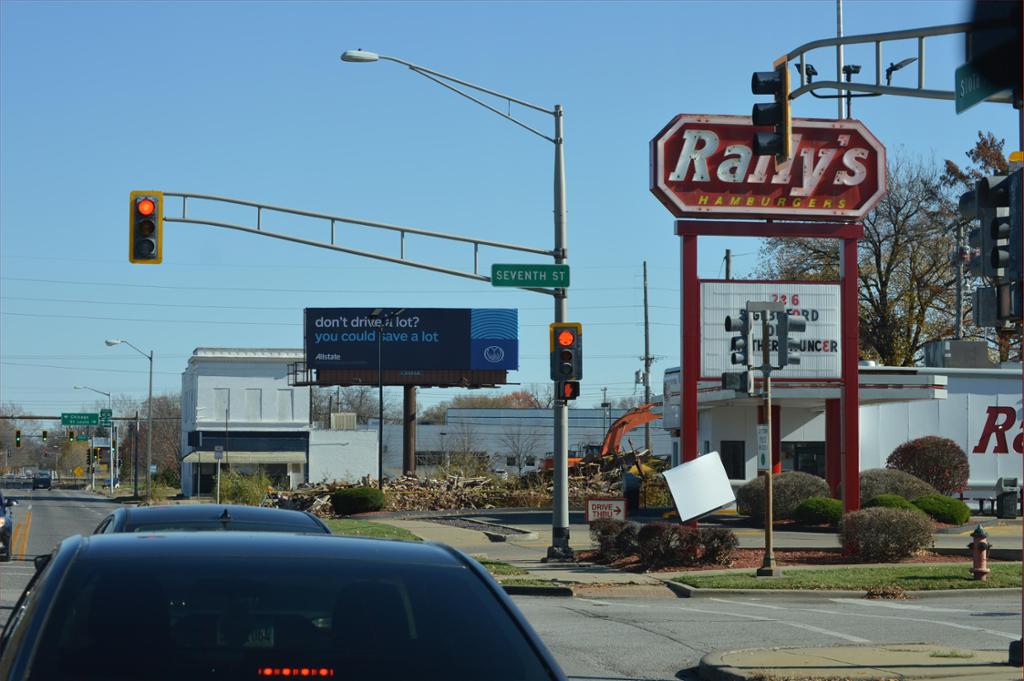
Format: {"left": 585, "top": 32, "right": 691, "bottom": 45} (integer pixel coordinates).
{"left": 27, "top": 554, "right": 552, "bottom": 681}
{"left": 127, "top": 521, "right": 324, "bottom": 533}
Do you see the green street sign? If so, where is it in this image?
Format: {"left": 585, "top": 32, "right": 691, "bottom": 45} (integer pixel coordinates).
{"left": 76, "top": 435, "right": 90, "bottom": 442}
{"left": 61, "top": 412, "right": 99, "bottom": 426}
{"left": 99, "top": 408, "right": 112, "bottom": 426}
{"left": 955, "top": 60, "right": 1008, "bottom": 114}
{"left": 491, "top": 263, "right": 570, "bottom": 288}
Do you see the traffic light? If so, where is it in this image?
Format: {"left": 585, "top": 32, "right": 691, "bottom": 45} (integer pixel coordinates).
{"left": 129, "top": 190, "right": 164, "bottom": 264}
{"left": 15, "top": 430, "right": 21, "bottom": 448}
{"left": 41, "top": 430, "right": 47, "bottom": 442}
{"left": 751, "top": 59, "right": 791, "bottom": 161}
{"left": 68, "top": 430, "right": 75, "bottom": 443}
{"left": 777, "top": 312, "right": 807, "bottom": 367}
{"left": 725, "top": 311, "right": 752, "bottom": 367}
{"left": 962, "top": 176, "right": 1010, "bottom": 280}
{"left": 549, "top": 323, "right": 583, "bottom": 381}
{"left": 557, "top": 381, "right": 581, "bottom": 401}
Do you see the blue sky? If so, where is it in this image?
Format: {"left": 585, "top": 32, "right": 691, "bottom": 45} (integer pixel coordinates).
{"left": 1, "top": 0, "right": 1017, "bottom": 415}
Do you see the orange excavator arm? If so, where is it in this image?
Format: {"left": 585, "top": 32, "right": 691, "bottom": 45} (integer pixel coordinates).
{"left": 599, "top": 403, "right": 660, "bottom": 457}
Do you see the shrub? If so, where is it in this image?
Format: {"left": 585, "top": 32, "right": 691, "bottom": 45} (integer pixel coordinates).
{"left": 589, "top": 519, "right": 639, "bottom": 561}
{"left": 153, "top": 467, "right": 180, "bottom": 489}
{"left": 859, "top": 468, "right": 937, "bottom": 502}
{"left": 839, "top": 507, "right": 933, "bottom": 562}
{"left": 699, "top": 527, "right": 739, "bottom": 565}
{"left": 735, "top": 471, "right": 830, "bottom": 522}
{"left": 793, "top": 497, "right": 844, "bottom": 526}
{"left": 864, "top": 494, "right": 921, "bottom": 512}
{"left": 887, "top": 436, "right": 970, "bottom": 495}
{"left": 637, "top": 523, "right": 701, "bottom": 568}
{"left": 912, "top": 494, "right": 971, "bottom": 525}
{"left": 219, "top": 470, "right": 272, "bottom": 506}
{"left": 330, "top": 486, "right": 385, "bottom": 515}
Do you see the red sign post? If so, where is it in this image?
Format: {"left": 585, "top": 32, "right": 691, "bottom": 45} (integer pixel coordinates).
{"left": 651, "top": 113, "right": 886, "bottom": 516}
{"left": 651, "top": 114, "right": 886, "bottom": 221}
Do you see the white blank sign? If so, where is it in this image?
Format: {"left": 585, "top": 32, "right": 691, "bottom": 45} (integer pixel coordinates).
{"left": 662, "top": 452, "right": 736, "bottom": 522}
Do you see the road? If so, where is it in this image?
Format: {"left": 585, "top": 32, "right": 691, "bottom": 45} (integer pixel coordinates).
{"left": 0, "top": 491, "right": 1018, "bottom": 681}
{"left": 512, "top": 592, "right": 1021, "bottom": 680}
{"left": 0, "top": 487, "right": 119, "bottom": 620}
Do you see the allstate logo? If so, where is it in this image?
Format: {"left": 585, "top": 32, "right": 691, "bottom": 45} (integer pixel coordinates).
{"left": 483, "top": 345, "right": 505, "bottom": 363}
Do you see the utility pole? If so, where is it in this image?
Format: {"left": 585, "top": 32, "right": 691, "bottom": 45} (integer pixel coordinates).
{"left": 724, "top": 250, "right": 732, "bottom": 280}
{"left": 836, "top": 0, "right": 845, "bottom": 119}
{"left": 601, "top": 387, "right": 610, "bottom": 433}
{"left": 956, "top": 220, "right": 965, "bottom": 339}
{"left": 642, "top": 261, "right": 653, "bottom": 453}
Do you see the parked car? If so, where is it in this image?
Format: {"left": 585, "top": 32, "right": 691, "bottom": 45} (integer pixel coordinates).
{"left": 92, "top": 504, "right": 333, "bottom": 535}
{"left": 0, "top": 493, "right": 16, "bottom": 562}
{"left": 30, "top": 473, "right": 50, "bottom": 490}
{"left": 0, "top": 533, "right": 565, "bottom": 680}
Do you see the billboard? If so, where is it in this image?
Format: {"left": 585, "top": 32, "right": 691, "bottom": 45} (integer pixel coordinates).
{"left": 701, "top": 281, "right": 841, "bottom": 379}
{"left": 304, "top": 308, "right": 518, "bottom": 372}
{"left": 650, "top": 115, "right": 886, "bottom": 221}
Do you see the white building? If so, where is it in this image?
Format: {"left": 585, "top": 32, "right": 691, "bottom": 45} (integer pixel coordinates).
{"left": 662, "top": 362, "right": 1022, "bottom": 495}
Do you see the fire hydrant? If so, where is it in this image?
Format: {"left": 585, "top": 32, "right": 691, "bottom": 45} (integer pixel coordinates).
{"left": 968, "top": 525, "right": 991, "bottom": 581}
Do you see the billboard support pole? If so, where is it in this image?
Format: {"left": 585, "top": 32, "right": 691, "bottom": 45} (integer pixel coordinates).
{"left": 841, "top": 237, "right": 860, "bottom": 512}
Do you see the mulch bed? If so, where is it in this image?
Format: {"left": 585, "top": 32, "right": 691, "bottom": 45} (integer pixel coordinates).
{"left": 578, "top": 548, "right": 991, "bottom": 573}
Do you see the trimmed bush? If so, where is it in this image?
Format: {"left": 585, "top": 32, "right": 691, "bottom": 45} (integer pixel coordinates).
{"left": 637, "top": 523, "right": 701, "bottom": 568}
{"left": 864, "top": 493, "right": 921, "bottom": 512}
{"left": 912, "top": 494, "right": 971, "bottom": 525}
{"left": 839, "top": 507, "right": 933, "bottom": 562}
{"left": 793, "top": 497, "right": 844, "bottom": 526}
{"left": 888, "top": 436, "right": 966, "bottom": 493}
{"left": 859, "top": 468, "right": 937, "bottom": 502}
{"left": 219, "top": 470, "right": 272, "bottom": 506}
{"left": 887, "top": 436, "right": 970, "bottom": 495}
{"left": 589, "top": 519, "right": 639, "bottom": 561}
{"left": 699, "top": 527, "right": 739, "bottom": 565}
{"left": 735, "top": 471, "right": 830, "bottom": 522}
{"left": 330, "top": 486, "right": 385, "bottom": 515}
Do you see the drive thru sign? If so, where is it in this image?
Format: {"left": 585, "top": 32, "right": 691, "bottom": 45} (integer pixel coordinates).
{"left": 585, "top": 497, "right": 627, "bottom": 522}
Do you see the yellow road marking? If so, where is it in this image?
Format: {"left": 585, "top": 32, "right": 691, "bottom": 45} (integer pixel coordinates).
{"left": 15, "top": 510, "right": 32, "bottom": 560}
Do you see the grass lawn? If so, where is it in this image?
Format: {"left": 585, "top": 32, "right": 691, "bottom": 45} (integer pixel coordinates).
{"left": 675, "top": 563, "right": 1022, "bottom": 591}
{"left": 472, "top": 557, "right": 529, "bottom": 576}
{"left": 323, "top": 518, "right": 420, "bottom": 541}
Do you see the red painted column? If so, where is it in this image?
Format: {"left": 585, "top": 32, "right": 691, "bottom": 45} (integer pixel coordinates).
{"left": 841, "top": 237, "right": 861, "bottom": 512}
{"left": 825, "top": 399, "right": 841, "bottom": 496}
{"left": 757, "top": 404, "right": 782, "bottom": 473}
{"left": 681, "top": 234, "right": 700, "bottom": 464}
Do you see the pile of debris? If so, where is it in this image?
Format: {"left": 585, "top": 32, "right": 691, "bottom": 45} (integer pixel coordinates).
{"left": 264, "top": 468, "right": 629, "bottom": 516}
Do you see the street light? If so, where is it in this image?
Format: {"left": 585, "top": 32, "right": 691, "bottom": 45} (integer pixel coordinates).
{"left": 885, "top": 57, "right": 918, "bottom": 86}
{"left": 340, "top": 50, "right": 574, "bottom": 561}
{"left": 105, "top": 339, "right": 153, "bottom": 498}
{"left": 370, "top": 308, "right": 404, "bottom": 489}
{"left": 74, "top": 385, "right": 112, "bottom": 490}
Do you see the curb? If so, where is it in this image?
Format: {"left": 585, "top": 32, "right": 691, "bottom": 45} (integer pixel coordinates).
{"left": 697, "top": 649, "right": 755, "bottom": 681}
{"left": 659, "top": 577, "right": 1020, "bottom": 599}
{"left": 933, "top": 546, "right": 1021, "bottom": 560}
{"left": 501, "top": 584, "right": 574, "bottom": 597}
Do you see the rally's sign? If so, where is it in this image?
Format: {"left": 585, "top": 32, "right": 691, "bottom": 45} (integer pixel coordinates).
{"left": 650, "top": 114, "right": 886, "bottom": 221}
{"left": 973, "top": 407, "right": 1023, "bottom": 454}
{"left": 702, "top": 281, "right": 841, "bottom": 379}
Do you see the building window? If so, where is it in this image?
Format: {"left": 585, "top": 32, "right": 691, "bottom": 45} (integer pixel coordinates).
{"left": 245, "top": 389, "right": 262, "bottom": 422}
{"left": 213, "top": 388, "right": 230, "bottom": 422}
{"left": 506, "top": 456, "right": 516, "bottom": 467}
{"left": 719, "top": 440, "right": 746, "bottom": 480}
{"left": 525, "top": 456, "right": 536, "bottom": 466}
{"left": 276, "top": 389, "right": 294, "bottom": 421}
{"left": 415, "top": 452, "right": 444, "bottom": 466}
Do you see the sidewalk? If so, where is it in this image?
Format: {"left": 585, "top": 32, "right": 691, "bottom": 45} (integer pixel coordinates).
{"left": 699, "top": 643, "right": 1021, "bottom": 681}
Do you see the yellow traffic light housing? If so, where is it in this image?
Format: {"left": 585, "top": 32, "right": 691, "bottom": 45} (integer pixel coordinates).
{"left": 751, "top": 58, "right": 792, "bottom": 162}
{"left": 129, "top": 190, "right": 164, "bottom": 264}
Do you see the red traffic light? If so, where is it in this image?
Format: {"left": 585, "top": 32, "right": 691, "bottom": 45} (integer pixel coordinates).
{"left": 556, "top": 330, "right": 576, "bottom": 347}
{"left": 136, "top": 197, "right": 156, "bottom": 216}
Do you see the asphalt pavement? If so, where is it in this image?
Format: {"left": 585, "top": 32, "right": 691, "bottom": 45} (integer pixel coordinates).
{"left": 511, "top": 591, "right": 1022, "bottom": 681}
{"left": 0, "top": 487, "right": 120, "bottom": 623}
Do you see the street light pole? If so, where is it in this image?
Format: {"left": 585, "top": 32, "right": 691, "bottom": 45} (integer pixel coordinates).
{"left": 74, "top": 385, "right": 111, "bottom": 491}
{"left": 340, "top": 50, "right": 574, "bottom": 560}
{"left": 105, "top": 339, "right": 154, "bottom": 498}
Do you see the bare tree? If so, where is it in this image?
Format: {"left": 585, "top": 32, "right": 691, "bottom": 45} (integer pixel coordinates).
{"left": 758, "top": 153, "right": 958, "bottom": 365}
{"left": 498, "top": 424, "right": 544, "bottom": 475}
{"left": 312, "top": 386, "right": 398, "bottom": 426}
